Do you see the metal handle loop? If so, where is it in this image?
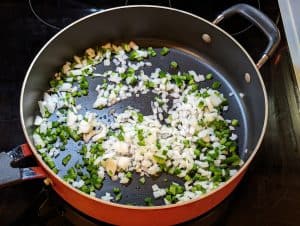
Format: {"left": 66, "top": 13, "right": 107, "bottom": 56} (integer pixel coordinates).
{"left": 213, "top": 4, "right": 281, "bottom": 69}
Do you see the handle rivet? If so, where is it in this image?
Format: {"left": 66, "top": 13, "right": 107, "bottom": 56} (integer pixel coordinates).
{"left": 44, "top": 177, "right": 53, "bottom": 186}
{"left": 245, "top": 73, "right": 251, "bottom": 83}
{"left": 202, "top": 34, "right": 212, "bottom": 43}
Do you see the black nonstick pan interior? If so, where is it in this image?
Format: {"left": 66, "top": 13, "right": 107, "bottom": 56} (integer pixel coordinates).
{"left": 32, "top": 40, "right": 247, "bottom": 206}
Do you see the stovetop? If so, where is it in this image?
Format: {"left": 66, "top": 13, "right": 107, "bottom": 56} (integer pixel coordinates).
{"left": 1, "top": 0, "right": 300, "bottom": 225}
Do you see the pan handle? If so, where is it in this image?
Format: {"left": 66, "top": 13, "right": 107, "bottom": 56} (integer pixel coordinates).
{"left": 213, "top": 3, "right": 281, "bottom": 69}
{"left": 0, "top": 144, "right": 47, "bottom": 188}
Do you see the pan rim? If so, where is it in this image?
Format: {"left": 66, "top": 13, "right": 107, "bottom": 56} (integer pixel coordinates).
{"left": 20, "top": 5, "right": 268, "bottom": 210}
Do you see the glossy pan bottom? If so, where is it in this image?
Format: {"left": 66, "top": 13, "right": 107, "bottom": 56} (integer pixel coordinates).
{"left": 41, "top": 42, "right": 248, "bottom": 205}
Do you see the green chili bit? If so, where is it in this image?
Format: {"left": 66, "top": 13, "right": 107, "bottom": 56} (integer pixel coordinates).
{"left": 123, "top": 43, "right": 130, "bottom": 52}
{"left": 113, "top": 187, "right": 121, "bottom": 194}
{"left": 156, "top": 140, "right": 161, "bottom": 149}
{"left": 145, "top": 80, "right": 155, "bottom": 88}
{"left": 144, "top": 197, "right": 153, "bottom": 206}
{"left": 65, "top": 167, "right": 77, "bottom": 180}
{"left": 115, "top": 193, "right": 122, "bottom": 201}
{"left": 80, "top": 185, "right": 90, "bottom": 194}
{"left": 170, "top": 61, "right": 178, "bottom": 69}
{"left": 52, "top": 168, "right": 59, "bottom": 174}
{"left": 198, "top": 101, "right": 204, "bottom": 109}
{"left": 160, "top": 47, "right": 170, "bottom": 56}
{"left": 128, "top": 76, "right": 138, "bottom": 86}
{"left": 173, "top": 167, "right": 181, "bottom": 175}
{"left": 44, "top": 156, "right": 56, "bottom": 169}
{"left": 153, "top": 154, "right": 166, "bottom": 164}
{"left": 231, "top": 119, "right": 239, "bottom": 126}
{"left": 206, "top": 73, "right": 213, "bottom": 80}
{"left": 147, "top": 47, "right": 157, "bottom": 57}
{"left": 137, "top": 112, "right": 144, "bottom": 123}
{"left": 129, "top": 50, "right": 139, "bottom": 60}
{"left": 137, "top": 129, "right": 145, "bottom": 146}
{"left": 212, "top": 81, "right": 221, "bottom": 89}
{"left": 62, "top": 154, "right": 72, "bottom": 166}
{"left": 117, "top": 132, "right": 125, "bottom": 141}
{"left": 125, "top": 171, "right": 132, "bottom": 179}
{"left": 139, "top": 177, "right": 146, "bottom": 184}
{"left": 165, "top": 184, "right": 183, "bottom": 204}
{"left": 194, "top": 149, "right": 201, "bottom": 158}
{"left": 158, "top": 71, "right": 167, "bottom": 78}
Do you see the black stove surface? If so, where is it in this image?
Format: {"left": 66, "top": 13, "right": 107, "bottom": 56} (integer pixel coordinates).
{"left": 1, "top": 0, "right": 300, "bottom": 226}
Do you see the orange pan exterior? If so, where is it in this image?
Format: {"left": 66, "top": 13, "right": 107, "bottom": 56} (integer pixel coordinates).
{"left": 19, "top": 5, "right": 275, "bottom": 226}
{"left": 23, "top": 142, "right": 250, "bottom": 226}
{"left": 50, "top": 167, "right": 246, "bottom": 225}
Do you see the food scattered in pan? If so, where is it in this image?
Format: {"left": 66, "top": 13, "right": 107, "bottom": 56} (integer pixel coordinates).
{"left": 33, "top": 41, "right": 243, "bottom": 205}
